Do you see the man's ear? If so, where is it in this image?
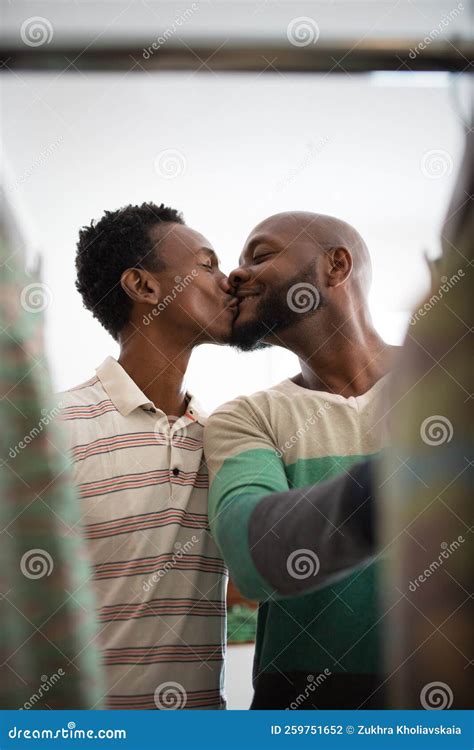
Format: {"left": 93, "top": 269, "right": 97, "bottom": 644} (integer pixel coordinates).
{"left": 326, "top": 246, "right": 353, "bottom": 288}
{"left": 120, "top": 268, "right": 161, "bottom": 305}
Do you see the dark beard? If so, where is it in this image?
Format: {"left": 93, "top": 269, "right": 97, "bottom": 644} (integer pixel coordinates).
{"left": 230, "top": 264, "right": 323, "bottom": 352}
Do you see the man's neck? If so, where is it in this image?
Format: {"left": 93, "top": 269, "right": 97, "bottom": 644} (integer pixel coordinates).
{"left": 118, "top": 330, "right": 192, "bottom": 417}
{"left": 290, "top": 319, "right": 396, "bottom": 398}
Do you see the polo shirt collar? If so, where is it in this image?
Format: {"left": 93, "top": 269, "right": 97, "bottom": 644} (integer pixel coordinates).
{"left": 96, "top": 356, "right": 207, "bottom": 425}
{"left": 96, "top": 357, "right": 154, "bottom": 416}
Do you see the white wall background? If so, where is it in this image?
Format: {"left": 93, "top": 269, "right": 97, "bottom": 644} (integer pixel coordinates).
{"left": 2, "top": 70, "right": 468, "bottom": 411}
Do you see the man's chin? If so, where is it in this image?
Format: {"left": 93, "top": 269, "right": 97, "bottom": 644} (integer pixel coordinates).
{"left": 231, "top": 339, "right": 270, "bottom": 352}
{"left": 229, "top": 319, "right": 271, "bottom": 352}
{"left": 206, "top": 327, "right": 234, "bottom": 346}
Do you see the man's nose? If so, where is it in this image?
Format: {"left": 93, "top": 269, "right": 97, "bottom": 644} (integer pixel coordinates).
{"left": 228, "top": 265, "right": 252, "bottom": 289}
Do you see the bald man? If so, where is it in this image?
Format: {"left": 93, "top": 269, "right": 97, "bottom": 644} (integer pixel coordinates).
{"left": 204, "top": 213, "right": 398, "bottom": 709}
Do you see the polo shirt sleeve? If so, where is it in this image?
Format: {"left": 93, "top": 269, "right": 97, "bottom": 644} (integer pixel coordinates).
{"left": 204, "top": 397, "right": 290, "bottom": 600}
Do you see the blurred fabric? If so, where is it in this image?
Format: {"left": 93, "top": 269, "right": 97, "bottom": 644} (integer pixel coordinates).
{"left": 0, "top": 184, "right": 105, "bottom": 709}
{"left": 379, "top": 129, "right": 473, "bottom": 708}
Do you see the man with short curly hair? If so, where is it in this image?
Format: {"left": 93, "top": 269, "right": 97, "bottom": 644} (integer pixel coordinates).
{"left": 59, "top": 202, "right": 237, "bottom": 709}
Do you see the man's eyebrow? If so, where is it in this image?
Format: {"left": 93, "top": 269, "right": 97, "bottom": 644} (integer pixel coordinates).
{"left": 199, "top": 248, "right": 220, "bottom": 264}
{"left": 240, "top": 234, "right": 275, "bottom": 263}
{"left": 245, "top": 235, "right": 267, "bottom": 254}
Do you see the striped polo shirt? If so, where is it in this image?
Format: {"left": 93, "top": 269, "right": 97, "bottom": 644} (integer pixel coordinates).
{"left": 58, "top": 357, "right": 227, "bottom": 710}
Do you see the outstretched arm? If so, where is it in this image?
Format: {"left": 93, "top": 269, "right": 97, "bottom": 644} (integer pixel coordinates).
{"left": 248, "top": 459, "right": 375, "bottom": 597}
{"left": 205, "top": 397, "right": 375, "bottom": 600}
{"left": 205, "top": 398, "right": 290, "bottom": 600}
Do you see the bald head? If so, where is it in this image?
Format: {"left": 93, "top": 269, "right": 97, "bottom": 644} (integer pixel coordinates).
{"left": 249, "top": 211, "right": 372, "bottom": 296}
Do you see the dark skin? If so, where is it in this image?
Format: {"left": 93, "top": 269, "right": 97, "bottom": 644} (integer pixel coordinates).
{"left": 118, "top": 222, "right": 237, "bottom": 417}
{"left": 230, "top": 211, "right": 398, "bottom": 398}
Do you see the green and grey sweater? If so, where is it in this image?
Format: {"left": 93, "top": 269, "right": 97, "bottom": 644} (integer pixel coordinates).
{"left": 204, "top": 375, "right": 390, "bottom": 709}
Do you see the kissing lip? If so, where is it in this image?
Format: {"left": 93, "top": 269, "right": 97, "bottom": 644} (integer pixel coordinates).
{"left": 225, "top": 297, "right": 240, "bottom": 315}
{"left": 235, "top": 289, "right": 262, "bottom": 300}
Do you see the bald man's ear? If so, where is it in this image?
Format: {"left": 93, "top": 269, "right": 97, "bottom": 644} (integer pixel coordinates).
{"left": 325, "top": 247, "right": 353, "bottom": 288}
{"left": 120, "top": 268, "right": 161, "bottom": 305}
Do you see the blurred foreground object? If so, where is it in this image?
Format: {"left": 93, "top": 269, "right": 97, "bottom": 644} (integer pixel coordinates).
{"left": 0, "top": 179, "right": 104, "bottom": 708}
{"left": 380, "top": 127, "right": 473, "bottom": 708}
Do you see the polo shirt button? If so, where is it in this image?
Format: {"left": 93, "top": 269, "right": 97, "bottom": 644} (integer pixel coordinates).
{"left": 172, "top": 468, "right": 180, "bottom": 476}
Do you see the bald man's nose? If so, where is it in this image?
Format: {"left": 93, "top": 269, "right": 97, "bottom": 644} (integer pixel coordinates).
{"left": 229, "top": 265, "right": 252, "bottom": 289}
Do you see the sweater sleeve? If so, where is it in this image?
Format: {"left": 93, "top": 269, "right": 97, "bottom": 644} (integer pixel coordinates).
{"left": 204, "top": 397, "right": 290, "bottom": 600}
{"left": 248, "top": 459, "right": 375, "bottom": 597}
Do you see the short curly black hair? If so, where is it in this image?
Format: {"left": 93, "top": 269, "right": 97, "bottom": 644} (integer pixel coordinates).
{"left": 75, "top": 202, "right": 184, "bottom": 340}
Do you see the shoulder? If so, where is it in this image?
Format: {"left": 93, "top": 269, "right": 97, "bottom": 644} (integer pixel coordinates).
{"left": 207, "top": 379, "right": 292, "bottom": 424}
{"left": 56, "top": 374, "right": 110, "bottom": 419}
{"left": 57, "top": 374, "right": 100, "bottom": 401}
{"left": 204, "top": 381, "right": 293, "bottom": 454}
{"left": 56, "top": 375, "right": 116, "bottom": 458}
